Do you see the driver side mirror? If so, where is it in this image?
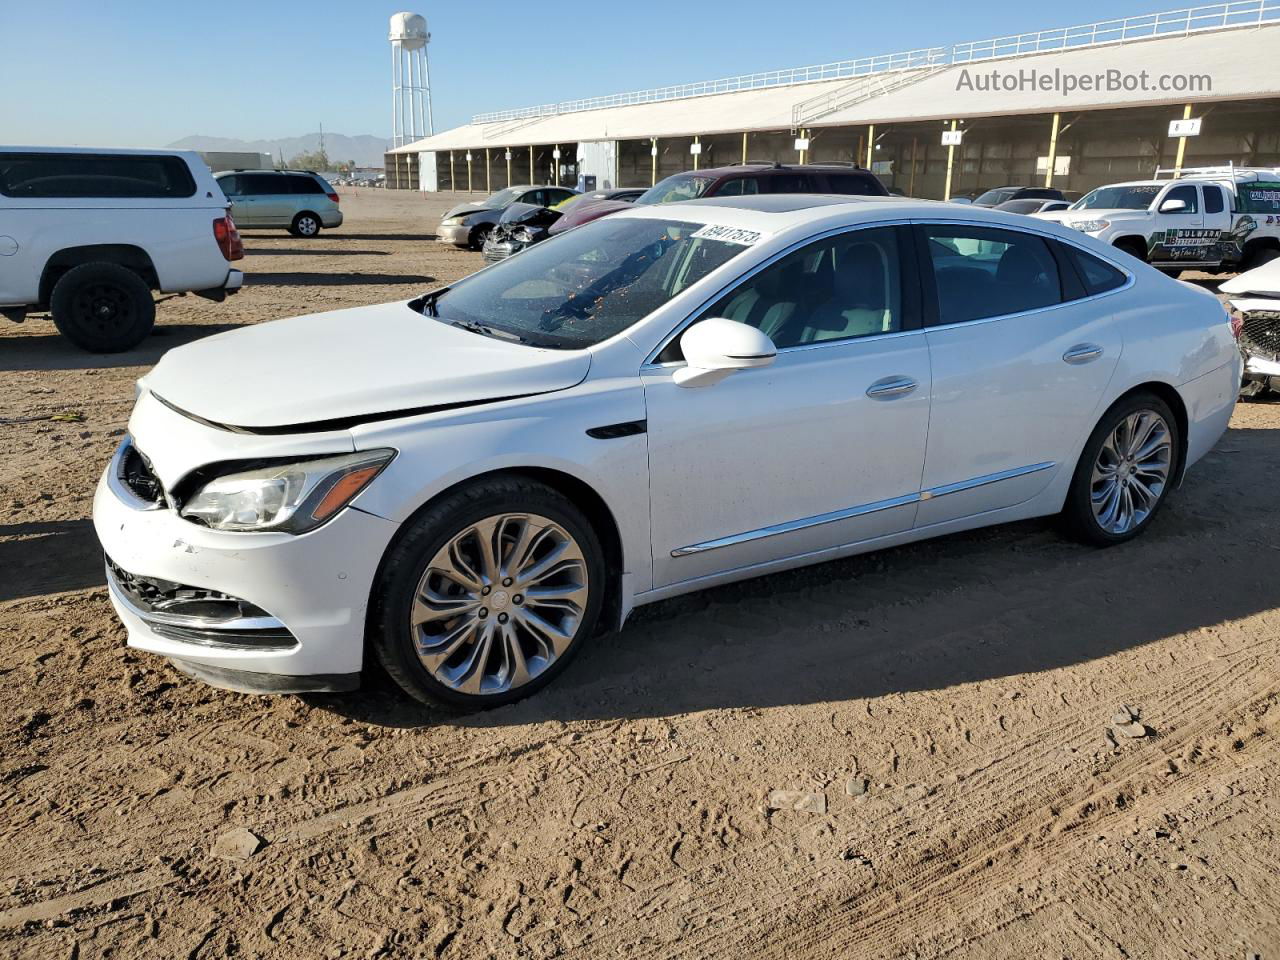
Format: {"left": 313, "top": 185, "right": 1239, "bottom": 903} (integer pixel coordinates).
{"left": 672, "top": 317, "right": 777, "bottom": 388}
{"left": 1159, "top": 198, "right": 1188, "bottom": 213}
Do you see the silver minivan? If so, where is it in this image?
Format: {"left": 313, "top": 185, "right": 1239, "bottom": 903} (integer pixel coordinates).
{"left": 214, "top": 170, "right": 343, "bottom": 237}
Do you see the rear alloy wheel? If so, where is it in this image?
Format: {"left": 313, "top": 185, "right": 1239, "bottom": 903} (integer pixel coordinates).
{"left": 371, "top": 478, "right": 605, "bottom": 709}
{"left": 290, "top": 212, "right": 322, "bottom": 238}
{"left": 50, "top": 261, "right": 155, "bottom": 352}
{"left": 1061, "top": 392, "right": 1178, "bottom": 546}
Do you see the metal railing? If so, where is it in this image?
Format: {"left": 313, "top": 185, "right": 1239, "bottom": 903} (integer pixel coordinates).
{"left": 471, "top": 0, "right": 1279, "bottom": 126}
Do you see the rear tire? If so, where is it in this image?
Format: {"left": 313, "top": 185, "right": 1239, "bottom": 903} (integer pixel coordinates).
{"left": 1060, "top": 391, "right": 1180, "bottom": 547}
{"left": 289, "top": 212, "right": 322, "bottom": 238}
{"left": 50, "top": 262, "right": 155, "bottom": 353}
{"left": 370, "top": 476, "right": 606, "bottom": 711}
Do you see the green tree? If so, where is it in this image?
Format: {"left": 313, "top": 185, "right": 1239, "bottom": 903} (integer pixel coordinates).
{"left": 288, "top": 148, "right": 330, "bottom": 171}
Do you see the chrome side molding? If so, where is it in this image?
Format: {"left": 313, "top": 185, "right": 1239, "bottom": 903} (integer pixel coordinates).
{"left": 671, "top": 461, "right": 1056, "bottom": 557}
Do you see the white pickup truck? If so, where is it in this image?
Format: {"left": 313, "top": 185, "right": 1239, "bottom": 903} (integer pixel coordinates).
{"left": 0, "top": 147, "right": 244, "bottom": 352}
{"left": 1037, "top": 166, "right": 1280, "bottom": 275}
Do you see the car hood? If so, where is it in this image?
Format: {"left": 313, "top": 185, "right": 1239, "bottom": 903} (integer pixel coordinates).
{"left": 441, "top": 202, "right": 496, "bottom": 220}
{"left": 141, "top": 301, "right": 591, "bottom": 430}
{"left": 1221, "top": 259, "right": 1280, "bottom": 297}
{"left": 552, "top": 198, "right": 632, "bottom": 233}
{"left": 1058, "top": 208, "right": 1148, "bottom": 224}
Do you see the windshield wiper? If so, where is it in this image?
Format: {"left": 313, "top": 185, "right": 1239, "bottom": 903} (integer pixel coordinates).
{"left": 448, "top": 319, "right": 532, "bottom": 345}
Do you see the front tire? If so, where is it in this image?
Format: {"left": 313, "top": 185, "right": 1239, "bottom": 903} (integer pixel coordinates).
{"left": 1060, "top": 392, "right": 1179, "bottom": 546}
{"left": 289, "top": 212, "right": 322, "bottom": 238}
{"left": 468, "top": 226, "right": 491, "bottom": 251}
{"left": 370, "top": 477, "right": 606, "bottom": 710}
{"left": 50, "top": 262, "right": 155, "bottom": 352}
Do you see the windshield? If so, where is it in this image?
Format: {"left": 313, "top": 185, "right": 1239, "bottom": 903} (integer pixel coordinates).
{"left": 1072, "top": 184, "right": 1161, "bottom": 211}
{"left": 422, "top": 217, "right": 752, "bottom": 349}
{"left": 975, "top": 187, "right": 1018, "bottom": 205}
{"left": 635, "top": 174, "right": 716, "bottom": 205}
{"left": 482, "top": 187, "right": 523, "bottom": 208}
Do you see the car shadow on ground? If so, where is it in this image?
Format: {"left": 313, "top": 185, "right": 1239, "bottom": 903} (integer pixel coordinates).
{"left": 309, "top": 426, "right": 1280, "bottom": 729}
{"left": 242, "top": 233, "right": 440, "bottom": 243}
{"left": 0, "top": 519, "right": 103, "bottom": 603}
{"left": 241, "top": 248, "right": 391, "bottom": 257}
{"left": 0, "top": 323, "right": 243, "bottom": 372}
{"left": 245, "top": 272, "right": 435, "bottom": 287}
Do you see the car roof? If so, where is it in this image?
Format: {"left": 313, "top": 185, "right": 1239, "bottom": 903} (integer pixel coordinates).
{"left": 664, "top": 163, "right": 877, "bottom": 178}
{"left": 611, "top": 193, "right": 1111, "bottom": 245}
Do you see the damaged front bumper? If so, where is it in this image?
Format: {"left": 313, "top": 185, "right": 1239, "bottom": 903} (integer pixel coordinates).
{"left": 92, "top": 434, "right": 400, "bottom": 694}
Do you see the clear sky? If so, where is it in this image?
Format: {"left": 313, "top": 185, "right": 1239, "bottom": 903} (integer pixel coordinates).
{"left": 1, "top": 0, "right": 1179, "bottom": 147}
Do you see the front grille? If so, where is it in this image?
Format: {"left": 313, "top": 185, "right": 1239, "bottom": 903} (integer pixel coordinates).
{"left": 1241, "top": 310, "right": 1280, "bottom": 363}
{"left": 105, "top": 554, "right": 297, "bottom": 651}
{"left": 121, "top": 443, "right": 164, "bottom": 505}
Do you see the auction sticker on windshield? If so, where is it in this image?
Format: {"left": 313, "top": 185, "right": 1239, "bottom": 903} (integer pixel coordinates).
{"left": 690, "top": 224, "right": 768, "bottom": 246}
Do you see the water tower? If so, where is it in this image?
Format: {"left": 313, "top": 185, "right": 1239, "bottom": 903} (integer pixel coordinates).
{"left": 390, "top": 12, "right": 433, "bottom": 147}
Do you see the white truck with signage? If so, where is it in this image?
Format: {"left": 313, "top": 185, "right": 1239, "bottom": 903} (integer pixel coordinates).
{"left": 1036, "top": 165, "right": 1280, "bottom": 274}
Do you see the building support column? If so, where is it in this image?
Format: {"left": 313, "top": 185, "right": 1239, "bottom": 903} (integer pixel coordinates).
{"left": 448, "top": 150, "right": 455, "bottom": 192}
{"left": 467, "top": 152, "right": 473, "bottom": 193}
{"left": 798, "top": 129, "right": 808, "bottom": 165}
{"left": 554, "top": 145, "right": 560, "bottom": 186}
{"left": 693, "top": 135, "right": 700, "bottom": 171}
{"left": 506, "top": 149, "right": 512, "bottom": 187}
{"left": 742, "top": 131, "right": 748, "bottom": 164}
{"left": 943, "top": 120, "right": 958, "bottom": 201}
{"left": 651, "top": 138, "right": 658, "bottom": 186}
{"left": 909, "top": 137, "right": 918, "bottom": 197}
{"left": 865, "top": 124, "right": 875, "bottom": 169}
{"left": 485, "top": 148, "right": 491, "bottom": 193}
{"left": 1173, "top": 103, "right": 1193, "bottom": 176}
{"left": 529, "top": 145, "right": 534, "bottom": 183}
{"left": 1044, "top": 112, "right": 1061, "bottom": 188}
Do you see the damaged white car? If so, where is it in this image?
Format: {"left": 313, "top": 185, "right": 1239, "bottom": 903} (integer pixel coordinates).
{"left": 94, "top": 196, "right": 1239, "bottom": 710}
{"left": 1222, "top": 258, "right": 1280, "bottom": 397}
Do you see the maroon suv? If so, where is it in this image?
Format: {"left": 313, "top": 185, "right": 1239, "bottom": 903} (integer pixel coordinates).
{"left": 548, "top": 162, "right": 888, "bottom": 236}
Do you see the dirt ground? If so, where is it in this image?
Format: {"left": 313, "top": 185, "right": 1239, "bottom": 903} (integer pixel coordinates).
{"left": 2, "top": 188, "right": 1278, "bottom": 960}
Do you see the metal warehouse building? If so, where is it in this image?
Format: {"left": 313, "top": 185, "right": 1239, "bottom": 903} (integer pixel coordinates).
{"left": 389, "top": 2, "right": 1280, "bottom": 201}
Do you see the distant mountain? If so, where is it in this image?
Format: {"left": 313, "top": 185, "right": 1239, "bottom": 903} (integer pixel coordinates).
{"left": 166, "top": 132, "right": 391, "bottom": 168}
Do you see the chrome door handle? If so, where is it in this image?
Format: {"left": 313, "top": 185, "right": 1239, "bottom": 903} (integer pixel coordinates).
{"left": 1063, "top": 343, "right": 1103, "bottom": 365}
{"left": 866, "top": 376, "right": 918, "bottom": 399}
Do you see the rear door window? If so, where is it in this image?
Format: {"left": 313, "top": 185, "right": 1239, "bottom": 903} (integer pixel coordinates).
{"left": 0, "top": 152, "right": 197, "bottom": 199}
{"left": 766, "top": 174, "right": 813, "bottom": 194}
{"left": 242, "top": 174, "right": 287, "bottom": 195}
{"left": 824, "top": 174, "right": 883, "bottom": 196}
{"left": 1065, "top": 246, "right": 1128, "bottom": 295}
{"left": 921, "top": 224, "right": 1062, "bottom": 324}
{"left": 217, "top": 175, "right": 241, "bottom": 196}
{"left": 1203, "top": 185, "right": 1226, "bottom": 214}
{"left": 289, "top": 175, "right": 325, "bottom": 194}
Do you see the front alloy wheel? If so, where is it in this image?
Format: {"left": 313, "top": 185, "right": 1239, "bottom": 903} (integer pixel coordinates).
{"left": 412, "top": 513, "right": 589, "bottom": 695}
{"left": 371, "top": 477, "right": 606, "bottom": 709}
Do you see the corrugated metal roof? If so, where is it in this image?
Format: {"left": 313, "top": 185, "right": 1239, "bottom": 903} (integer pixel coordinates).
{"left": 393, "top": 24, "right": 1280, "bottom": 154}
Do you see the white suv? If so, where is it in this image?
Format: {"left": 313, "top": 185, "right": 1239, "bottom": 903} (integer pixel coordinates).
{"left": 1039, "top": 167, "right": 1280, "bottom": 274}
{"left": 0, "top": 147, "right": 244, "bottom": 352}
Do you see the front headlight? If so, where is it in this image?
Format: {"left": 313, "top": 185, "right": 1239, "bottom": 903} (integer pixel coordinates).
{"left": 180, "top": 449, "right": 395, "bottom": 533}
{"left": 440, "top": 216, "right": 463, "bottom": 227}
{"left": 1070, "top": 219, "right": 1110, "bottom": 233}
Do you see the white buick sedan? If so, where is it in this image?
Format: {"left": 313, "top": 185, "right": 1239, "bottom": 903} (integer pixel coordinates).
{"left": 93, "top": 195, "right": 1239, "bottom": 708}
